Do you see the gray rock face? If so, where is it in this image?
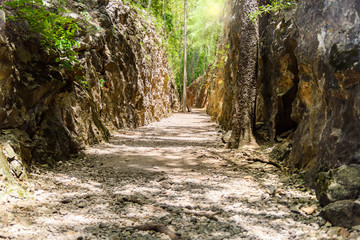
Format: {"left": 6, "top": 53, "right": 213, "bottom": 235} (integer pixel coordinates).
{"left": 255, "top": 0, "right": 360, "bottom": 227}
{"left": 291, "top": 0, "right": 360, "bottom": 179}
{"left": 321, "top": 200, "right": 360, "bottom": 228}
{"left": 256, "top": 1, "right": 359, "bottom": 185}
{"left": 0, "top": 1, "right": 179, "bottom": 171}
{"left": 316, "top": 164, "right": 360, "bottom": 206}
{"left": 205, "top": 0, "right": 360, "bottom": 227}
{"left": 257, "top": 0, "right": 360, "bottom": 175}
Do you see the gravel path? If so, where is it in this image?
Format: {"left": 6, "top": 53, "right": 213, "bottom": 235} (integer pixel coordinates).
{"left": 1, "top": 109, "right": 358, "bottom": 239}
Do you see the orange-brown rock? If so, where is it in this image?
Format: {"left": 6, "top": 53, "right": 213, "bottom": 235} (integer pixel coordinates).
{"left": 0, "top": 1, "right": 179, "bottom": 172}
{"left": 204, "top": 0, "right": 359, "bottom": 226}
{"left": 187, "top": 74, "right": 208, "bottom": 109}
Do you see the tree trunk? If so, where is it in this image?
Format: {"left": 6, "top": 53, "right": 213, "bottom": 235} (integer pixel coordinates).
{"left": 182, "top": 0, "right": 188, "bottom": 112}
{"left": 148, "top": 0, "right": 152, "bottom": 9}
{"left": 228, "top": 0, "right": 259, "bottom": 148}
{"left": 203, "top": 46, "right": 206, "bottom": 73}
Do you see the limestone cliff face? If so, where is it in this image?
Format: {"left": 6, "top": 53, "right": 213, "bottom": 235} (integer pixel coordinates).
{"left": 187, "top": 74, "right": 209, "bottom": 109}
{"left": 292, "top": 0, "right": 359, "bottom": 177}
{"left": 257, "top": 0, "right": 360, "bottom": 183}
{"left": 0, "top": 0, "right": 179, "bottom": 180}
{"left": 205, "top": 0, "right": 236, "bottom": 131}
{"left": 205, "top": 0, "right": 359, "bottom": 220}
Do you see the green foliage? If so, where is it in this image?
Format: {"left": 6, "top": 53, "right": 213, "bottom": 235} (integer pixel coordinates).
{"left": 75, "top": 75, "right": 88, "bottom": 88}
{"left": 123, "top": 0, "right": 225, "bottom": 94}
{"left": 185, "top": 0, "right": 224, "bottom": 83}
{"left": 249, "top": 0, "right": 296, "bottom": 23}
{"left": 99, "top": 78, "right": 105, "bottom": 88}
{"left": 2, "top": 0, "right": 80, "bottom": 69}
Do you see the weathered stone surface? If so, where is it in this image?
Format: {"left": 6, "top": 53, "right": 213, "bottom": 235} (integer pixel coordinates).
{"left": 203, "top": 0, "right": 360, "bottom": 225}
{"left": 0, "top": 130, "right": 29, "bottom": 197}
{"left": 187, "top": 74, "right": 209, "bottom": 108}
{"left": 269, "top": 141, "right": 291, "bottom": 163}
{"left": 315, "top": 164, "right": 360, "bottom": 206}
{"left": 256, "top": 9, "right": 299, "bottom": 142}
{"left": 321, "top": 200, "right": 360, "bottom": 228}
{"left": 256, "top": 0, "right": 359, "bottom": 198}
{"left": 206, "top": 0, "right": 257, "bottom": 136}
{"left": 221, "top": 130, "right": 232, "bottom": 144}
{"left": 0, "top": 1, "right": 179, "bottom": 175}
{"left": 291, "top": 0, "right": 360, "bottom": 177}
{"left": 206, "top": 57, "right": 231, "bottom": 129}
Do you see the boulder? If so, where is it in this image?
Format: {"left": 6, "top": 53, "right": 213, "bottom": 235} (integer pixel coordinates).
{"left": 0, "top": 130, "right": 30, "bottom": 198}
{"left": 221, "top": 131, "right": 232, "bottom": 144}
{"left": 321, "top": 200, "right": 360, "bottom": 228}
{"left": 315, "top": 164, "right": 360, "bottom": 206}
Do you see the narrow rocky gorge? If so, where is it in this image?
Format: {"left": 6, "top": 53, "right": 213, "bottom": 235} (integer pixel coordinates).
{"left": 0, "top": 0, "right": 359, "bottom": 237}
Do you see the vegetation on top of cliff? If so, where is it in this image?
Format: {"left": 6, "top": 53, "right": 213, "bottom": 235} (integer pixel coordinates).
{"left": 2, "top": 0, "right": 225, "bottom": 95}
{"left": 1, "top": 0, "right": 80, "bottom": 69}
{"left": 249, "top": 0, "right": 296, "bottom": 23}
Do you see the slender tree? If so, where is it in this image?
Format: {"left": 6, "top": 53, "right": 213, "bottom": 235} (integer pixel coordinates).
{"left": 182, "top": 0, "right": 188, "bottom": 112}
{"left": 228, "top": 0, "right": 259, "bottom": 148}
{"left": 148, "top": 0, "right": 152, "bottom": 9}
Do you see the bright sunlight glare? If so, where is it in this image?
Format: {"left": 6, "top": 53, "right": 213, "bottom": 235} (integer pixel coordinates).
{"left": 197, "top": 0, "right": 224, "bottom": 19}
{"left": 206, "top": 1, "right": 222, "bottom": 18}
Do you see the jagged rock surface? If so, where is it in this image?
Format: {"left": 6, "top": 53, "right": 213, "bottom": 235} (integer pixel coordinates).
{"left": 205, "top": 0, "right": 233, "bottom": 131}
{"left": 203, "top": 0, "right": 359, "bottom": 226}
{"left": 291, "top": 0, "right": 359, "bottom": 180}
{"left": 256, "top": 0, "right": 360, "bottom": 212}
{"left": 256, "top": 8, "right": 299, "bottom": 143}
{"left": 187, "top": 70, "right": 209, "bottom": 108}
{"left": 0, "top": 0, "right": 179, "bottom": 191}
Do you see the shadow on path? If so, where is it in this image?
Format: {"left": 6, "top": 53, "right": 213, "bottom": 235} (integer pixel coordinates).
{"left": 0, "top": 109, "right": 330, "bottom": 240}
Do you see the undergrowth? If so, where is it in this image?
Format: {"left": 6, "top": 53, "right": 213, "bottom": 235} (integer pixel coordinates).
{"left": 249, "top": 0, "right": 296, "bottom": 23}
{"left": 2, "top": 0, "right": 80, "bottom": 70}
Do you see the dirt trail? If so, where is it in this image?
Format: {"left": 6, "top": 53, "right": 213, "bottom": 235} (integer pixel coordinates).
{"left": 0, "top": 109, "right": 348, "bottom": 239}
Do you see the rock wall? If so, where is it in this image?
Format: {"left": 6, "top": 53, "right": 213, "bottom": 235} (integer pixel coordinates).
{"left": 187, "top": 74, "right": 208, "bottom": 109}
{"left": 0, "top": 0, "right": 179, "bottom": 186}
{"left": 205, "top": 0, "right": 359, "bottom": 226}
{"left": 256, "top": 8, "right": 298, "bottom": 143}
{"left": 227, "top": 0, "right": 259, "bottom": 148}
{"left": 292, "top": 0, "right": 359, "bottom": 178}
{"left": 205, "top": 0, "right": 235, "bottom": 131}
{"left": 257, "top": 0, "right": 359, "bottom": 191}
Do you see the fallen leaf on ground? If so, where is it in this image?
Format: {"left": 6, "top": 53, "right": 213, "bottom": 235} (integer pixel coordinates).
{"left": 301, "top": 206, "right": 316, "bottom": 215}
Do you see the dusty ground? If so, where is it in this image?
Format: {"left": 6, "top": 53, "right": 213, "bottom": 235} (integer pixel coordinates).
{"left": 0, "top": 109, "right": 359, "bottom": 239}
